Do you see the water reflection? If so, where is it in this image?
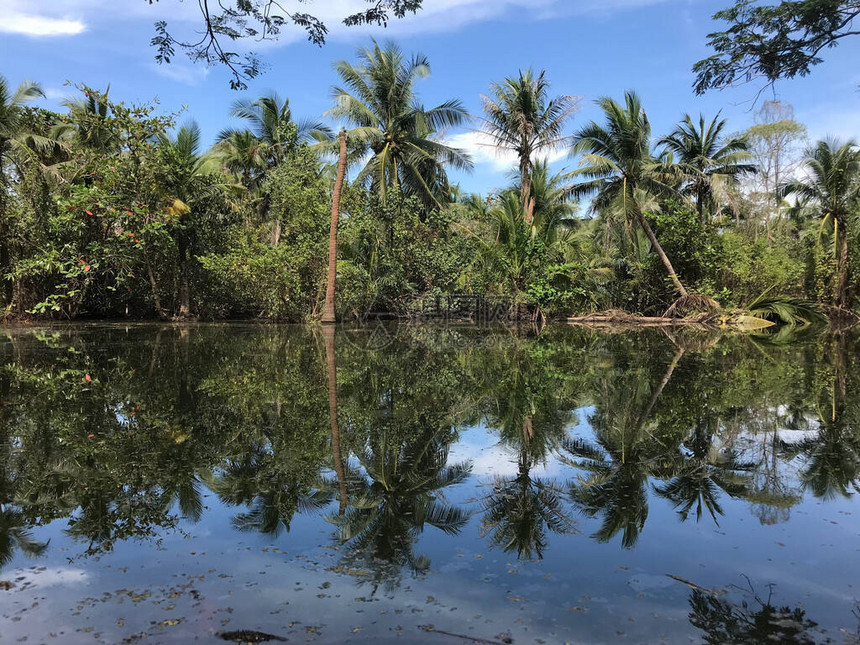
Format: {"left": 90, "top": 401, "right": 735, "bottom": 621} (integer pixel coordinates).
{"left": 0, "top": 323, "right": 859, "bottom": 578}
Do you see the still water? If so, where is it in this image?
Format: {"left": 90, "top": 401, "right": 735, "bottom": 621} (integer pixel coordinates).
{"left": 1, "top": 323, "right": 859, "bottom": 644}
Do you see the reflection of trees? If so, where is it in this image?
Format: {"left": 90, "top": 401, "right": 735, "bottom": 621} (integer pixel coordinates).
{"left": 780, "top": 335, "right": 860, "bottom": 500}
{"left": 685, "top": 578, "right": 822, "bottom": 645}
{"left": 327, "top": 427, "right": 470, "bottom": 591}
{"left": 655, "top": 418, "right": 754, "bottom": 524}
{"left": 563, "top": 351, "right": 684, "bottom": 548}
{"left": 477, "top": 341, "right": 577, "bottom": 560}
{"left": 210, "top": 441, "right": 332, "bottom": 535}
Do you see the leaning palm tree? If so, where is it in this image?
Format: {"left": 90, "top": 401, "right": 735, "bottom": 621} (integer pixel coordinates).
{"left": 481, "top": 70, "right": 579, "bottom": 223}
{"left": 327, "top": 40, "right": 472, "bottom": 210}
{"left": 0, "top": 76, "right": 45, "bottom": 306}
{"left": 658, "top": 113, "right": 755, "bottom": 222}
{"left": 570, "top": 92, "right": 691, "bottom": 300}
{"left": 782, "top": 139, "right": 860, "bottom": 309}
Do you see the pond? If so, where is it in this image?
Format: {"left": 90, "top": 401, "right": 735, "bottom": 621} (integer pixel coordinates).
{"left": 1, "top": 323, "right": 859, "bottom": 644}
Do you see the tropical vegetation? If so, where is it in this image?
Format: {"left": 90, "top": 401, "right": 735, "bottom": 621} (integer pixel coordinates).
{"left": 1, "top": 41, "right": 859, "bottom": 322}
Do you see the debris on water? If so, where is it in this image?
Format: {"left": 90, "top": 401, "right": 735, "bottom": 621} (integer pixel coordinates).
{"left": 217, "top": 629, "right": 287, "bottom": 642}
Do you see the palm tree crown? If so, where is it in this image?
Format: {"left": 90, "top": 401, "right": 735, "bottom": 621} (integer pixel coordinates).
{"left": 481, "top": 69, "right": 579, "bottom": 221}
{"left": 658, "top": 113, "right": 755, "bottom": 221}
{"left": 327, "top": 40, "right": 472, "bottom": 209}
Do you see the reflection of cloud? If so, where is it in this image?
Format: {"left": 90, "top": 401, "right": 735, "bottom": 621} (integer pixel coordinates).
{"left": 10, "top": 567, "right": 88, "bottom": 587}
{"left": 1, "top": 12, "right": 86, "bottom": 37}
{"left": 448, "top": 424, "right": 567, "bottom": 478}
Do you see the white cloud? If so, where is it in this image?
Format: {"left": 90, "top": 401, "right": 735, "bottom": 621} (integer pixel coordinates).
{"left": 149, "top": 62, "right": 211, "bottom": 86}
{"left": 446, "top": 130, "right": 569, "bottom": 172}
{"left": 2, "top": 0, "right": 672, "bottom": 45}
{"left": 1, "top": 12, "right": 86, "bottom": 37}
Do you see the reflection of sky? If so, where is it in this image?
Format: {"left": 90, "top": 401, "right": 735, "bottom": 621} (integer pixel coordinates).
{"left": 2, "top": 421, "right": 860, "bottom": 643}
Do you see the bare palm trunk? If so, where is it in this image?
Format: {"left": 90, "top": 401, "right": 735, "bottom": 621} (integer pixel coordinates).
{"left": 322, "top": 131, "right": 348, "bottom": 324}
{"left": 177, "top": 229, "right": 191, "bottom": 318}
{"left": 270, "top": 218, "right": 282, "bottom": 247}
{"left": 143, "top": 246, "right": 167, "bottom": 319}
{"left": 0, "top": 156, "right": 12, "bottom": 308}
{"left": 520, "top": 156, "right": 533, "bottom": 225}
{"left": 635, "top": 211, "right": 688, "bottom": 297}
{"left": 836, "top": 218, "right": 851, "bottom": 309}
{"left": 324, "top": 325, "right": 348, "bottom": 515}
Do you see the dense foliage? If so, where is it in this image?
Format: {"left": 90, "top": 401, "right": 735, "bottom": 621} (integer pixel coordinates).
{"left": 2, "top": 44, "right": 860, "bottom": 322}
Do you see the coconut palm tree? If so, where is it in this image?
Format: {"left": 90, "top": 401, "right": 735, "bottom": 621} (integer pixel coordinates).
{"left": 570, "top": 91, "right": 689, "bottom": 298}
{"left": 658, "top": 113, "right": 755, "bottom": 222}
{"left": 62, "top": 86, "right": 115, "bottom": 151}
{"left": 211, "top": 128, "right": 268, "bottom": 192}
{"left": 482, "top": 69, "right": 579, "bottom": 223}
{"left": 157, "top": 121, "right": 234, "bottom": 316}
{"left": 782, "top": 139, "right": 860, "bottom": 309}
{"left": 327, "top": 40, "right": 472, "bottom": 210}
{"left": 228, "top": 93, "right": 332, "bottom": 166}
{"left": 0, "top": 76, "right": 45, "bottom": 307}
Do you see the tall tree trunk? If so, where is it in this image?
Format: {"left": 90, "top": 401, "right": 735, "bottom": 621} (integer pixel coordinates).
{"left": 0, "top": 156, "right": 12, "bottom": 309}
{"left": 322, "top": 131, "right": 348, "bottom": 324}
{"left": 177, "top": 229, "right": 191, "bottom": 318}
{"left": 143, "top": 246, "right": 167, "bottom": 319}
{"left": 324, "top": 325, "right": 348, "bottom": 515}
{"left": 520, "top": 156, "right": 533, "bottom": 225}
{"left": 635, "top": 211, "right": 688, "bottom": 297}
{"left": 836, "top": 218, "right": 851, "bottom": 309}
{"left": 270, "top": 218, "right": 282, "bottom": 247}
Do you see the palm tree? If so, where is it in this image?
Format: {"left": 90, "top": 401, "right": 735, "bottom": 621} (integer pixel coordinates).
{"left": 62, "top": 86, "right": 115, "bottom": 151}
{"left": 0, "top": 76, "right": 45, "bottom": 307}
{"left": 327, "top": 40, "right": 472, "bottom": 210}
{"left": 322, "top": 131, "right": 347, "bottom": 323}
{"left": 782, "top": 139, "right": 860, "bottom": 309}
{"left": 157, "top": 120, "right": 235, "bottom": 317}
{"left": 482, "top": 69, "right": 579, "bottom": 223}
{"left": 228, "top": 93, "right": 331, "bottom": 165}
{"left": 658, "top": 113, "right": 755, "bottom": 222}
{"left": 570, "top": 91, "right": 689, "bottom": 298}
{"left": 474, "top": 161, "right": 579, "bottom": 293}
{"left": 211, "top": 128, "right": 268, "bottom": 192}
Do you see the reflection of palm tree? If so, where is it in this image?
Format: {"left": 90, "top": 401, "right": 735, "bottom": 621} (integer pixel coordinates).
{"left": 327, "top": 428, "right": 470, "bottom": 591}
{"left": 563, "top": 351, "right": 682, "bottom": 548}
{"left": 0, "top": 507, "right": 48, "bottom": 568}
{"left": 782, "top": 419, "right": 860, "bottom": 500}
{"left": 478, "top": 345, "right": 576, "bottom": 559}
{"left": 654, "top": 420, "right": 754, "bottom": 523}
{"left": 210, "top": 442, "right": 332, "bottom": 536}
{"left": 481, "top": 444, "right": 574, "bottom": 560}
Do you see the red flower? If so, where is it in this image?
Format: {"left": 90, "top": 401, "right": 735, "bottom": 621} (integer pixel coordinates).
{"left": 88, "top": 434, "right": 95, "bottom": 438}
{"left": 84, "top": 265, "right": 91, "bottom": 272}
{"left": 85, "top": 209, "right": 93, "bottom": 216}
{"left": 84, "top": 374, "right": 92, "bottom": 382}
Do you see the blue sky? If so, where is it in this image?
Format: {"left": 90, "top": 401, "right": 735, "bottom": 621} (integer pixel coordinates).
{"left": 4, "top": 0, "right": 860, "bottom": 195}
